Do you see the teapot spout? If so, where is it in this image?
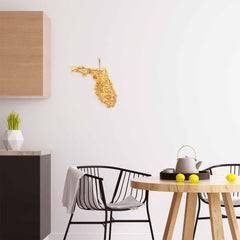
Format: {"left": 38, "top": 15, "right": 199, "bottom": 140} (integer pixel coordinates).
{"left": 196, "top": 161, "right": 202, "bottom": 170}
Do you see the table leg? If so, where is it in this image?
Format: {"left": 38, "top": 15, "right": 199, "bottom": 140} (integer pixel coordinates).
{"left": 182, "top": 193, "right": 198, "bottom": 240}
{"left": 163, "top": 192, "right": 183, "bottom": 240}
{"left": 222, "top": 192, "right": 240, "bottom": 240}
{"left": 208, "top": 193, "right": 225, "bottom": 240}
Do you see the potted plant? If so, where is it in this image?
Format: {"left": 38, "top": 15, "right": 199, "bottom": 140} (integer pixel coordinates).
{"left": 3, "top": 111, "right": 24, "bottom": 150}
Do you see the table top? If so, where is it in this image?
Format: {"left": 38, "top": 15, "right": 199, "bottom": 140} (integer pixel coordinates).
{"left": 131, "top": 175, "right": 240, "bottom": 193}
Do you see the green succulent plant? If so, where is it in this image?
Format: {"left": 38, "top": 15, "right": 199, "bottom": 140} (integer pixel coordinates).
{"left": 7, "top": 111, "right": 21, "bottom": 130}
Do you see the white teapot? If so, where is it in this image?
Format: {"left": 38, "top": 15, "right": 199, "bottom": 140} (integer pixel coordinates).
{"left": 175, "top": 145, "right": 202, "bottom": 173}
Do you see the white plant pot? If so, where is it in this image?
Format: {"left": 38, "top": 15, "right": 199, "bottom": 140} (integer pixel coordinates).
{"left": 3, "top": 130, "right": 24, "bottom": 151}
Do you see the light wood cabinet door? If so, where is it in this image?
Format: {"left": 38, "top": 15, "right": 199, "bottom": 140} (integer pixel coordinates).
{"left": 0, "top": 11, "right": 50, "bottom": 97}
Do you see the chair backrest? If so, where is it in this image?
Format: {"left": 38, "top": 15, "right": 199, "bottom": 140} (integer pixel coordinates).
{"left": 201, "top": 164, "right": 240, "bottom": 199}
{"left": 204, "top": 164, "right": 240, "bottom": 176}
{"left": 111, "top": 169, "right": 150, "bottom": 204}
{"left": 76, "top": 168, "right": 105, "bottom": 210}
{"left": 76, "top": 166, "right": 151, "bottom": 210}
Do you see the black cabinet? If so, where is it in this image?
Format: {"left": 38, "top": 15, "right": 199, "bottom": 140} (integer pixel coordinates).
{"left": 0, "top": 154, "right": 51, "bottom": 240}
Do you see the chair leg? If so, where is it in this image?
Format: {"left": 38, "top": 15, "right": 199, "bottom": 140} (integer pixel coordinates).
{"left": 146, "top": 200, "right": 155, "bottom": 240}
{"left": 193, "top": 196, "right": 201, "bottom": 240}
{"left": 63, "top": 213, "right": 73, "bottom": 240}
{"left": 104, "top": 210, "right": 108, "bottom": 240}
{"left": 108, "top": 211, "right": 113, "bottom": 240}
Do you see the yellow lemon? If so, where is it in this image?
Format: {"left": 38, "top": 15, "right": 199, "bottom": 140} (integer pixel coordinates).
{"left": 226, "top": 173, "right": 237, "bottom": 182}
{"left": 189, "top": 174, "right": 199, "bottom": 183}
{"left": 176, "top": 173, "right": 185, "bottom": 182}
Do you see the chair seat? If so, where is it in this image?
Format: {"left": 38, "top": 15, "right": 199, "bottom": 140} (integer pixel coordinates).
{"left": 202, "top": 195, "right": 240, "bottom": 206}
{"left": 107, "top": 195, "right": 143, "bottom": 210}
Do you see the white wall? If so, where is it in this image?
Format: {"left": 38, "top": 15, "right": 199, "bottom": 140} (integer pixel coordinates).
{"left": 1, "top": 0, "right": 240, "bottom": 239}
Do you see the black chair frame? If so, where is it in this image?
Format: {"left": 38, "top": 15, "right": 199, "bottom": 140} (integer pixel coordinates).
{"left": 193, "top": 163, "right": 240, "bottom": 239}
{"left": 63, "top": 165, "right": 154, "bottom": 240}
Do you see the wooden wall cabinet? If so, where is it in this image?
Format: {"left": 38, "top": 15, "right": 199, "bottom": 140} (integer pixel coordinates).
{"left": 0, "top": 11, "right": 50, "bottom": 97}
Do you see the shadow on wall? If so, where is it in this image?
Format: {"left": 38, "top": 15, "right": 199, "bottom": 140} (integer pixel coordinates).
{"left": 0, "top": 124, "right": 5, "bottom": 149}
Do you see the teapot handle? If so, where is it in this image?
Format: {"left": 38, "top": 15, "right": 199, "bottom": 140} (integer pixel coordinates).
{"left": 177, "top": 145, "right": 197, "bottom": 161}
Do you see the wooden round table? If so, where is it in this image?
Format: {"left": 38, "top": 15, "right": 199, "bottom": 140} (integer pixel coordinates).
{"left": 131, "top": 176, "right": 240, "bottom": 240}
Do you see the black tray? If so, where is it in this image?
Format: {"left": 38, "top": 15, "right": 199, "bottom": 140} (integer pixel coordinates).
{"left": 160, "top": 170, "right": 210, "bottom": 180}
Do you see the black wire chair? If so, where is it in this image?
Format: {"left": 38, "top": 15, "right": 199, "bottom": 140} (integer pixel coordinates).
{"left": 63, "top": 165, "right": 155, "bottom": 240}
{"left": 193, "top": 163, "right": 240, "bottom": 239}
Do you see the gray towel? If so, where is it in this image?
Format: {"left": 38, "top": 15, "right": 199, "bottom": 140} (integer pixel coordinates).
{"left": 62, "top": 166, "right": 85, "bottom": 214}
